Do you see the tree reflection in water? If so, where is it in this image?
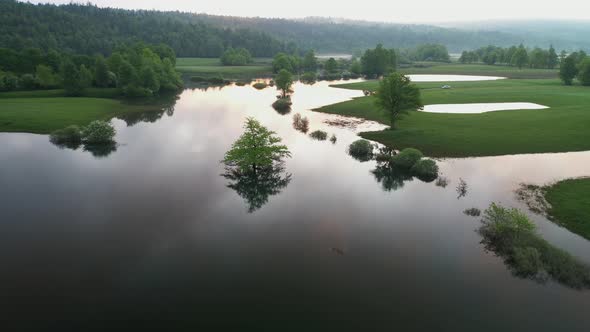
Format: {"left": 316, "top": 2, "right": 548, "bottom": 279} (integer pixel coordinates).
{"left": 371, "top": 163, "right": 414, "bottom": 192}
{"left": 83, "top": 143, "right": 117, "bottom": 158}
{"left": 117, "top": 93, "right": 178, "bottom": 127}
{"left": 222, "top": 162, "right": 292, "bottom": 213}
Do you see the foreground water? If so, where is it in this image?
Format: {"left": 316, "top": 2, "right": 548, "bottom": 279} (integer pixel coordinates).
{"left": 1, "top": 80, "right": 589, "bottom": 330}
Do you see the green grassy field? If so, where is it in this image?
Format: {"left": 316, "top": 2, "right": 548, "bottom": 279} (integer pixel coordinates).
{"left": 545, "top": 178, "right": 590, "bottom": 240}
{"left": 176, "top": 57, "right": 273, "bottom": 79}
{"left": 0, "top": 97, "right": 158, "bottom": 134}
{"left": 316, "top": 79, "right": 590, "bottom": 157}
{"left": 400, "top": 63, "right": 559, "bottom": 79}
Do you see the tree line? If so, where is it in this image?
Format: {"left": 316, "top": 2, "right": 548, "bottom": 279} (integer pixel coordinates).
{"left": 0, "top": 43, "right": 183, "bottom": 97}
{"left": 459, "top": 44, "right": 560, "bottom": 69}
{"left": 0, "top": 0, "right": 290, "bottom": 58}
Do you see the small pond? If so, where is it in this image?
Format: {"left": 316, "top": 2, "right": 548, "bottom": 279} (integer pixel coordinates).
{"left": 422, "top": 102, "right": 549, "bottom": 114}
{"left": 408, "top": 74, "right": 506, "bottom": 82}
{"left": 1, "top": 80, "right": 589, "bottom": 330}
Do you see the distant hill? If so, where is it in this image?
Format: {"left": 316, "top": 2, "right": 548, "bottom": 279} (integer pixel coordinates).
{"left": 3, "top": 1, "right": 589, "bottom": 57}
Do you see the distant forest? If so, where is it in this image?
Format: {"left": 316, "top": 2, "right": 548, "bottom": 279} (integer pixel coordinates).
{"left": 0, "top": 0, "right": 293, "bottom": 57}
{"left": 2, "top": 1, "right": 588, "bottom": 58}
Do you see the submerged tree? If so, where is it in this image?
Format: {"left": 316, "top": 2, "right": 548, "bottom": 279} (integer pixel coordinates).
{"left": 223, "top": 118, "right": 291, "bottom": 173}
{"left": 375, "top": 72, "right": 423, "bottom": 128}
{"left": 275, "top": 69, "right": 293, "bottom": 97}
{"left": 222, "top": 118, "right": 292, "bottom": 212}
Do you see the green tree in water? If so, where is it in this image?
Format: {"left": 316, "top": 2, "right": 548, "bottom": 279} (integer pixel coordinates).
{"left": 223, "top": 118, "right": 291, "bottom": 173}
{"left": 275, "top": 69, "right": 293, "bottom": 97}
{"left": 375, "top": 73, "right": 423, "bottom": 128}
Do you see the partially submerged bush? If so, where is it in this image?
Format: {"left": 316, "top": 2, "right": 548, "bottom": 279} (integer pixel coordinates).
{"left": 411, "top": 158, "right": 439, "bottom": 181}
{"left": 348, "top": 139, "right": 374, "bottom": 162}
{"left": 478, "top": 203, "right": 590, "bottom": 289}
{"left": 82, "top": 120, "right": 116, "bottom": 144}
{"left": 235, "top": 81, "right": 247, "bottom": 86}
{"left": 300, "top": 72, "right": 317, "bottom": 84}
{"left": 272, "top": 97, "right": 292, "bottom": 113}
{"left": 50, "top": 125, "right": 82, "bottom": 145}
{"left": 309, "top": 130, "right": 328, "bottom": 141}
{"left": 292, "top": 113, "right": 310, "bottom": 133}
{"left": 392, "top": 148, "right": 423, "bottom": 169}
{"left": 330, "top": 134, "right": 337, "bottom": 144}
{"left": 463, "top": 207, "right": 481, "bottom": 217}
{"left": 253, "top": 82, "right": 268, "bottom": 90}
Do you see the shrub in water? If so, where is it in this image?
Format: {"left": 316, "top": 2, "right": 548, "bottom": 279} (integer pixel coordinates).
{"left": 300, "top": 72, "right": 317, "bottom": 84}
{"left": 392, "top": 148, "right": 423, "bottom": 169}
{"left": 309, "top": 130, "right": 328, "bottom": 141}
{"left": 330, "top": 134, "right": 337, "bottom": 144}
{"left": 272, "top": 97, "right": 292, "bottom": 113}
{"left": 292, "top": 113, "right": 310, "bottom": 133}
{"left": 253, "top": 82, "right": 268, "bottom": 90}
{"left": 82, "top": 120, "right": 116, "bottom": 144}
{"left": 411, "top": 158, "right": 439, "bottom": 182}
{"left": 348, "top": 139, "right": 374, "bottom": 162}
{"left": 50, "top": 125, "right": 82, "bottom": 145}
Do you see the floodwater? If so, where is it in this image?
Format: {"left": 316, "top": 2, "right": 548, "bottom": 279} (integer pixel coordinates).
{"left": 408, "top": 74, "right": 506, "bottom": 82}
{"left": 1, "top": 80, "right": 589, "bottom": 330}
{"left": 422, "top": 102, "right": 549, "bottom": 114}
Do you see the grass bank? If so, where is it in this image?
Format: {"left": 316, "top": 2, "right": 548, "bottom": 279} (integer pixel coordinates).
{"left": 315, "top": 79, "right": 590, "bottom": 157}
{"left": 0, "top": 97, "right": 159, "bottom": 134}
{"left": 400, "top": 63, "right": 558, "bottom": 79}
{"left": 545, "top": 178, "right": 590, "bottom": 240}
{"left": 176, "top": 57, "right": 273, "bottom": 79}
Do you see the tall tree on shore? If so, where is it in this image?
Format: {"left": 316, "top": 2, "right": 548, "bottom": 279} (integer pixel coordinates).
{"left": 547, "top": 45, "right": 558, "bottom": 69}
{"left": 375, "top": 73, "right": 423, "bottom": 128}
{"left": 559, "top": 54, "right": 579, "bottom": 85}
{"left": 511, "top": 45, "right": 529, "bottom": 69}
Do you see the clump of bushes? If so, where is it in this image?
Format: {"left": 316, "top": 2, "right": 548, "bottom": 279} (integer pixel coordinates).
{"left": 348, "top": 139, "right": 374, "bottom": 162}
{"left": 478, "top": 203, "right": 590, "bottom": 289}
{"left": 309, "top": 130, "right": 328, "bottom": 141}
{"left": 330, "top": 134, "right": 337, "bottom": 144}
{"left": 300, "top": 72, "right": 317, "bottom": 84}
{"left": 411, "top": 158, "right": 439, "bottom": 182}
{"left": 82, "top": 120, "right": 116, "bottom": 144}
{"left": 235, "top": 81, "right": 247, "bottom": 86}
{"left": 272, "top": 97, "right": 292, "bottom": 113}
{"left": 50, "top": 125, "right": 82, "bottom": 145}
{"left": 391, "top": 148, "right": 423, "bottom": 168}
{"left": 253, "top": 82, "right": 268, "bottom": 90}
{"left": 207, "top": 76, "right": 225, "bottom": 84}
{"left": 292, "top": 113, "right": 310, "bottom": 133}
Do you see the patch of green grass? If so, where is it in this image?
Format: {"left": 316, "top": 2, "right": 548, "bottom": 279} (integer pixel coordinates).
{"left": 176, "top": 57, "right": 273, "bottom": 79}
{"left": 545, "top": 178, "right": 590, "bottom": 240}
{"left": 316, "top": 79, "right": 590, "bottom": 157}
{"left": 400, "top": 63, "right": 558, "bottom": 79}
{"left": 0, "top": 88, "right": 121, "bottom": 99}
{"left": 0, "top": 97, "right": 157, "bottom": 134}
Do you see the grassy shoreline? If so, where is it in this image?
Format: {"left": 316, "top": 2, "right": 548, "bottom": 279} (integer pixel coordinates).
{"left": 545, "top": 178, "right": 590, "bottom": 240}
{"left": 0, "top": 96, "right": 164, "bottom": 134}
{"left": 315, "top": 79, "right": 590, "bottom": 157}
{"left": 176, "top": 57, "right": 273, "bottom": 79}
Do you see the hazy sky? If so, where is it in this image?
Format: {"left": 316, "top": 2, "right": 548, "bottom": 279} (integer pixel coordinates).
{"left": 26, "top": 0, "right": 590, "bottom": 23}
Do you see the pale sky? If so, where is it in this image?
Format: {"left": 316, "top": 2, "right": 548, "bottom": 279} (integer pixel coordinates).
{"left": 25, "top": 0, "right": 590, "bottom": 23}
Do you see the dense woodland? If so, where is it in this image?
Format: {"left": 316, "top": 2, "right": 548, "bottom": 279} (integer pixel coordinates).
{"left": 0, "top": 42, "right": 183, "bottom": 96}
{"left": 0, "top": 0, "right": 290, "bottom": 57}
{"left": 5, "top": 0, "right": 587, "bottom": 60}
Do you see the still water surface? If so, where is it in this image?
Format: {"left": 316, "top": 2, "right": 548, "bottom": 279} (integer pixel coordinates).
{"left": 1, "top": 80, "right": 589, "bottom": 330}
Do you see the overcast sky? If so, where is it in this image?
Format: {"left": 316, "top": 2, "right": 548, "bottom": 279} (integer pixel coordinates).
{"left": 25, "top": 0, "right": 590, "bottom": 23}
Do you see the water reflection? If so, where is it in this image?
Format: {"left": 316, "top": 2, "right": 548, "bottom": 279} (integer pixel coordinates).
{"left": 371, "top": 163, "right": 414, "bottom": 191}
{"left": 83, "top": 143, "right": 118, "bottom": 158}
{"left": 222, "top": 163, "right": 292, "bottom": 213}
